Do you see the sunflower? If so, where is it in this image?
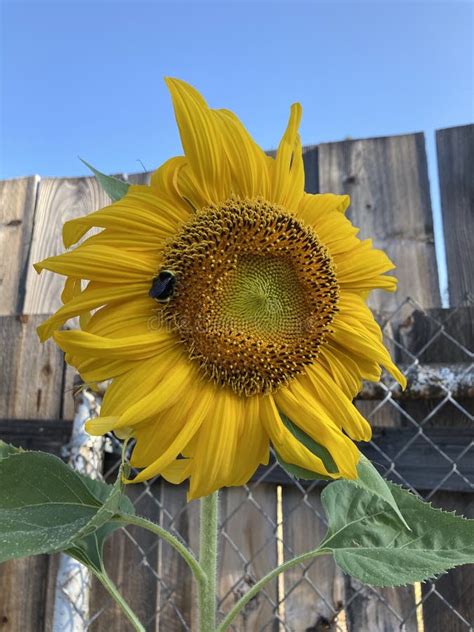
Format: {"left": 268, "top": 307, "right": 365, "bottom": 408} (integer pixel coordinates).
{"left": 35, "top": 79, "right": 405, "bottom": 499}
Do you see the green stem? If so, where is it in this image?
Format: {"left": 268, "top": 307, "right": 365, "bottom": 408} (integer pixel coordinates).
{"left": 198, "top": 492, "right": 219, "bottom": 632}
{"left": 118, "top": 513, "right": 206, "bottom": 586}
{"left": 93, "top": 568, "right": 145, "bottom": 632}
{"left": 216, "top": 548, "right": 330, "bottom": 632}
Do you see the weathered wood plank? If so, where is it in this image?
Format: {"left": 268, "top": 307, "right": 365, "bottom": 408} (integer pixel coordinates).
{"left": 0, "top": 418, "right": 71, "bottom": 453}
{"left": 0, "top": 176, "right": 39, "bottom": 315}
{"left": 156, "top": 483, "right": 200, "bottom": 631}
{"left": 281, "top": 486, "right": 344, "bottom": 631}
{"left": 0, "top": 555, "right": 54, "bottom": 632}
{"left": 344, "top": 580, "right": 418, "bottom": 632}
{"left": 219, "top": 485, "right": 279, "bottom": 631}
{"left": 421, "top": 130, "right": 474, "bottom": 631}
{"left": 318, "top": 132, "right": 440, "bottom": 630}
{"left": 0, "top": 314, "right": 66, "bottom": 421}
{"left": 22, "top": 176, "right": 113, "bottom": 314}
{"left": 437, "top": 124, "right": 474, "bottom": 305}
{"left": 318, "top": 132, "right": 440, "bottom": 310}
{"left": 421, "top": 491, "right": 474, "bottom": 632}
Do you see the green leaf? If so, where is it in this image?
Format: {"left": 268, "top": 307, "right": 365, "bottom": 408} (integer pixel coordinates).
{"left": 0, "top": 450, "right": 134, "bottom": 563}
{"left": 355, "top": 455, "right": 409, "bottom": 529}
{"left": 0, "top": 441, "right": 23, "bottom": 459}
{"left": 321, "top": 480, "right": 474, "bottom": 586}
{"left": 275, "top": 415, "right": 338, "bottom": 481}
{"left": 80, "top": 158, "right": 129, "bottom": 202}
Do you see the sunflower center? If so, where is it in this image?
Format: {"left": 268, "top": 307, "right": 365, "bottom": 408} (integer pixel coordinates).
{"left": 156, "top": 198, "right": 339, "bottom": 395}
{"left": 219, "top": 255, "right": 308, "bottom": 341}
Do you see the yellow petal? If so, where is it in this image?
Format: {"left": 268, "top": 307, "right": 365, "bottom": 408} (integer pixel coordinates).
{"left": 61, "top": 277, "right": 82, "bottom": 304}
{"left": 150, "top": 156, "right": 192, "bottom": 220}
{"left": 35, "top": 244, "right": 157, "bottom": 283}
{"left": 165, "top": 77, "right": 229, "bottom": 205}
{"left": 274, "top": 386, "right": 360, "bottom": 479}
{"left": 302, "top": 365, "right": 372, "bottom": 441}
{"left": 115, "top": 352, "right": 197, "bottom": 429}
{"left": 297, "top": 192, "right": 350, "bottom": 224}
{"left": 319, "top": 343, "right": 381, "bottom": 398}
{"left": 62, "top": 185, "right": 180, "bottom": 248}
{"left": 212, "top": 108, "right": 271, "bottom": 199}
{"left": 53, "top": 329, "right": 173, "bottom": 360}
{"left": 335, "top": 240, "right": 397, "bottom": 293}
{"left": 161, "top": 459, "right": 193, "bottom": 485}
{"left": 73, "top": 355, "right": 136, "bottom": 382}
{"left": 331, "top": 293, "right": 407, "bottom": 388}
{"left": 260, "top": 394, "right": 337, "bottom": 478}
{"left": 188, "top": 387, "right": 245, "bottom": 499}
{"left": 128, "top": 381, "right": 214, "bottom": 483}
{"left": 85, "top": 297, "right": 156, "bottom": 337}
{"left": 37, "top": 281, "right": 149, "bottom": 341}
{"left": 85, "top": 416, "right": 120, "bottom": 435}
{"left": 271, "top": 103, "right": 305, "bottom": 209}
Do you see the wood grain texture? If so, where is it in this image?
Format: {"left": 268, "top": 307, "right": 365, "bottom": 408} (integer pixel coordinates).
{"left": 219, "top": 485, "right": 279, "bottom": 631}
{"left": 89, "top": 483, "right": 162, "bottom": 632}
{"left": 0, "top": 176, "right": 39, "bottom": 315}
{"left": 318, "top": 133, "right": 441, "bottom": 629}
{"left": 0, "top": 555, "right": 53, "bottom": 632}
{"left": 318, "top": 132, "right": 440, "bottom": 310}
{"left": 23, "top": 176, "right": 113, "bottom": 314}
{"left": 0, "top": 314, "right": 66, "bottom": 420}
{"left": 421, "top": 492, "right": 474, "bottom": 632}
{"left": 344, "top": 581, "right": 418, "bottom": 632}
{"left": 437, "top": 124, "right": 474, "bottom": 305}
{"left": 420, "top": 129, "right": 474, "bottom": 631}
{"left": 126, "top": 171, "right": 152, "bottom": 185}
{"left": 281, "top": 486, "right": 344, "bottom": 632}
{"left": 156, "top": 482, "right": 200, "bottom": 632}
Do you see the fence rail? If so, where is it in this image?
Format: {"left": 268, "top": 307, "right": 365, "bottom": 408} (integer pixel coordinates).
{"left": 0, "top": 124, "right": 472, "bottom": 631}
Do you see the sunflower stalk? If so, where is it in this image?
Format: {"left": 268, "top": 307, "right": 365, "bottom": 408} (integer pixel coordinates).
{"left": 198, "top": 492, "right": 219, "bottom": 631}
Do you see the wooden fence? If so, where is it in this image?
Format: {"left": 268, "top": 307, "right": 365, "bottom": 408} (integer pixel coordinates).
{"left": 0, "top": 124, "right": 473, "bottom": 631}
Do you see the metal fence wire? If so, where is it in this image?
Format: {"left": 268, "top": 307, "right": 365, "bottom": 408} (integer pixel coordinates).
{"left": 55, "top": 296, "right": 474, "bottom": 632}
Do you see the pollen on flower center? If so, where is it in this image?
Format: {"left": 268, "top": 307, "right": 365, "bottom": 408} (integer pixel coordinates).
{"left": 156, "top": 198, "right": 339, "bottom": 395}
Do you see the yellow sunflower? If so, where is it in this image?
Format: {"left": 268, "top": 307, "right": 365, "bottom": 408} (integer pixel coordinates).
{"left": 35, "top": 79, "right": 405, "bottom": 499}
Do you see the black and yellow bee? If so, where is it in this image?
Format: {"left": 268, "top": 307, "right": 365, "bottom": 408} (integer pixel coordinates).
{"left": 149, "top": 270, "right": 176, "bottom": 303}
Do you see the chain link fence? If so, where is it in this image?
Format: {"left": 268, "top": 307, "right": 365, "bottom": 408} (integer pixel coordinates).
{"left": 55, "top": 296, "right": 474, "bottom": 632}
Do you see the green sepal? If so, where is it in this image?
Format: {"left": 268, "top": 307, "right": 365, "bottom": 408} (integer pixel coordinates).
{"left": 321, "top": 480, "right": 474, "bottom": 586}
{"left": 80, "top": 158, "right": 129, "bottom": 202}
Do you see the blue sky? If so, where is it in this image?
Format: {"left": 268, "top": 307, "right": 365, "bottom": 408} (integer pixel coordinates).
{"left": 1, "top": 1, "right": 473, "bottom": 302}
{"left": 1, "top": 1, "right": 472, "bottom": 179}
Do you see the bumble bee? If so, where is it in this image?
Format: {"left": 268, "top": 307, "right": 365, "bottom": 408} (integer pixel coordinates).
{"left": 149, "top": 270, "right": 176, "bottom": 303}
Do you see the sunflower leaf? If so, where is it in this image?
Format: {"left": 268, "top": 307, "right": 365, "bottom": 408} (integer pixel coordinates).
{"left": 80, "top": 158, "right": 129, "bottom": 202}
{"left": 355, "top": 454, "right": 410, "bottom": 529}
{"left": 0, "top": 440, "right": 23, "bottom": 460}
{"left": 321, "top": 480, "right": 474, "bottom": 586}
{"left": 0, "top": 449, "right": 134, "bottom": 564}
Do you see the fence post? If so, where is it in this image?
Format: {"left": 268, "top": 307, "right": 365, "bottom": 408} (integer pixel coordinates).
{"left": 52, "top": 381, "right": 104, "bottom": 632}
